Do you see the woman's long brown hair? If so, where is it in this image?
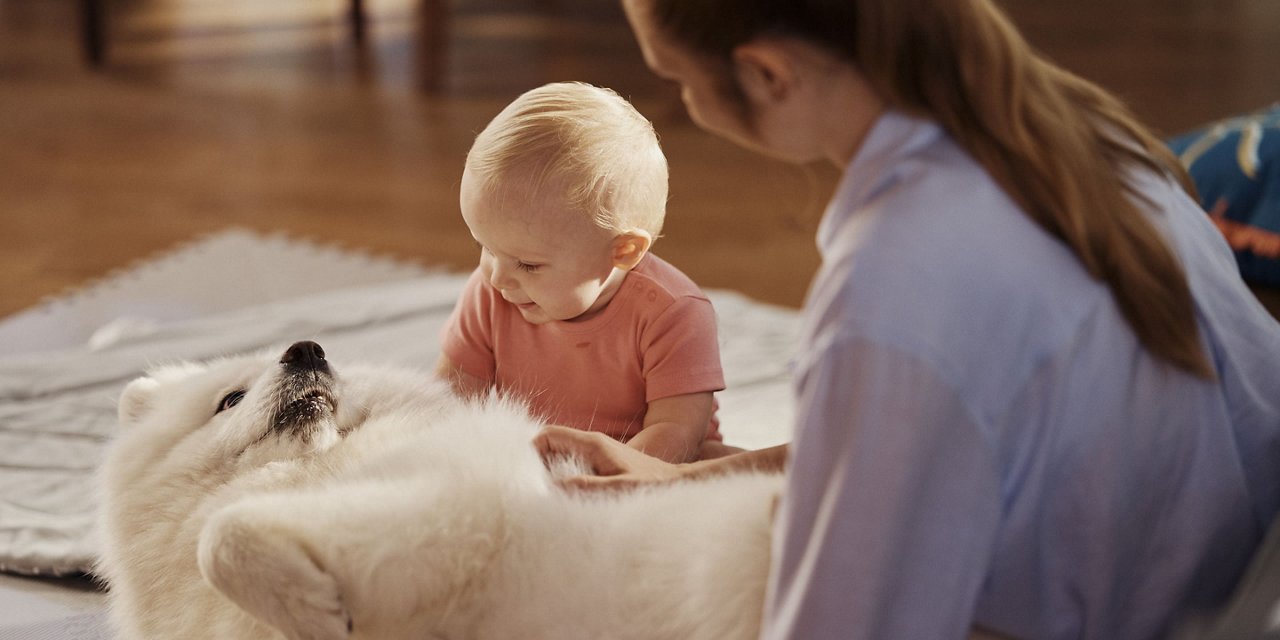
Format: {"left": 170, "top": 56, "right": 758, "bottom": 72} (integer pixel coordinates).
{"left": 646, "top": 0, "right": 1214, "bottom": 378}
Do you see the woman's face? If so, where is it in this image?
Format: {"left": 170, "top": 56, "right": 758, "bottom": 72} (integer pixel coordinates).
{"left": 621, "top": 0, "right": 763, "bottom": 154}
{"left": 622, "top": 0, "right": 864, "bottom": 165}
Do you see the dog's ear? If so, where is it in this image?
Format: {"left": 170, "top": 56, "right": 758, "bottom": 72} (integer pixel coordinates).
{"left": 118, "top": 376, "right": 160, "bottom": 425}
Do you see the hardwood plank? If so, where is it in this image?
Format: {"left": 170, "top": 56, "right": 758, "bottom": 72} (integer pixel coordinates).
{"left": 0, "top": 0, "right": 1276, "bottom": 319}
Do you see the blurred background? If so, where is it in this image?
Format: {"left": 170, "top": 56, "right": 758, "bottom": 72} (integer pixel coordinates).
{"left": 1, "top": 0, "right": 1278, "bottom": 318}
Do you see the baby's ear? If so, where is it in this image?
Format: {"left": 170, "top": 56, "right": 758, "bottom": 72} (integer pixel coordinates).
{"left": 611, "top": 231, "right": 653, "bottom": 270}
{"left": 118, "top": 376, "right": 160, "bottom": 425}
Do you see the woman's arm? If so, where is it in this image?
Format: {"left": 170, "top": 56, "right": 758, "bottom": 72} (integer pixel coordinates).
{"left": 533, "top": 424, "right": 788, "bottom": 491}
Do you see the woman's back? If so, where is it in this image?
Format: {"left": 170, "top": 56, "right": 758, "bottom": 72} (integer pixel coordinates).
{"left": 775, "top": 110, "right": 1280, "bottom": 640}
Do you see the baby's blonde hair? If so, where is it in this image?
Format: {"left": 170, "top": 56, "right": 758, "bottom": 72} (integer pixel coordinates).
{"left": 466, "top": 82, "right": 669, "bottom": 237}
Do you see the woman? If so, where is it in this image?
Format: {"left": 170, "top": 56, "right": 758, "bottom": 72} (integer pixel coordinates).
{"left": 535, "top": 0, "right": 1280, "bottom": 638}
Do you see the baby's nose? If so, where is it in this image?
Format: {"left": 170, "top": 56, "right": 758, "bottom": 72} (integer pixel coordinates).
{"left": 487, "top": 265, "right": 516, "bottom": 290}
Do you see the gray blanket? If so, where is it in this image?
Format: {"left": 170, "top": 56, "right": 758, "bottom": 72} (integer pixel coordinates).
{"left": 0, "top": 275, "right": 797, "bottom": 576}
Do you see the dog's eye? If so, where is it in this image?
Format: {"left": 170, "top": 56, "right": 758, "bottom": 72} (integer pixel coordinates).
{"left": 217, "top": 390, "right": 246, "bottom": 413}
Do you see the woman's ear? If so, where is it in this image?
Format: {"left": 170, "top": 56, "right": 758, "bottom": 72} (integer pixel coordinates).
{"left": 611, "top": 231, "right": 653, "bottom": 270}
{"left": 732, "top": 40, "right": 797, "bottom": 105}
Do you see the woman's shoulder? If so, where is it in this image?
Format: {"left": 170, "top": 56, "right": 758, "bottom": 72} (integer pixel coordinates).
{"left": 808, "top": 146, "right": 1112, "bottom": 393}
{"left": 827, "top": 148, "right": 1100, "bottom": 326}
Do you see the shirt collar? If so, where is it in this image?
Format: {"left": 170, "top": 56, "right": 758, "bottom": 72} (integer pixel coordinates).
{"left": 817, "top": 110, "right": 945, "bottom": 256}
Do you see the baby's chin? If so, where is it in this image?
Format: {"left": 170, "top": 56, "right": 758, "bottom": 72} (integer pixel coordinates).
{"left": 515, "top": 302, "right": 556, "bottom": 325}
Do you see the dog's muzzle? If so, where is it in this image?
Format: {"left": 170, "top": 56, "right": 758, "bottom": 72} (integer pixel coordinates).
{"left": 271, "top": 341, "right": 337, "bottom": 434}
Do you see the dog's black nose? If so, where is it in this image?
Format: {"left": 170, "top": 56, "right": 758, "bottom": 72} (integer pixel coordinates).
{"left": 281, "top": 341, "right": 328, "bottom": 372}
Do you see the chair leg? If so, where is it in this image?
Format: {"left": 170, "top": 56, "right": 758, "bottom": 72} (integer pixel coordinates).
{"left": 416, "top": 0, "right": 448, "bottom": 92}
{"left": 350, "top": 0, "right": 367, "bottom": 46}
{"left": 80, "top": 0, "right": 107, "bottom": 66}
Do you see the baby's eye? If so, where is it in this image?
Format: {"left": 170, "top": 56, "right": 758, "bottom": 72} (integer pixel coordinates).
{"left": 516, "top": 261, "right": 542, "bottom": 273}
{"left": 217, "top": 390, "right": 246, "bottom": 413}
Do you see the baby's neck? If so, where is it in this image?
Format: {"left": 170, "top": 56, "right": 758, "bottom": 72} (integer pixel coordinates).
{"left": 567, "top": 267, "right": 630, "bottom": 323}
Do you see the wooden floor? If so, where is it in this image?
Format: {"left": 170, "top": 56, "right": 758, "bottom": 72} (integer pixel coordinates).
{"left": 1, "top": 0, "right": 1278, "bottom": 320}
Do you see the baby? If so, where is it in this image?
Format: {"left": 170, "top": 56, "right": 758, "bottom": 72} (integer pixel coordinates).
{"left": 437, "top": 82, "right": 725, "bottom": 464}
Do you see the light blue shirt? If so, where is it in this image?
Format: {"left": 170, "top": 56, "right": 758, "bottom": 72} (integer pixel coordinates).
{"left": 762, "top": 110, "right": 1280, "bottom": 640}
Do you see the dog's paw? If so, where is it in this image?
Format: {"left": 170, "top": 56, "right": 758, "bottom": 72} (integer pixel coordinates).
{"left": 271, "top": 578, "right": 351, "bottom": 640}
{"left": 199, "top": 505, "right": 352, "bottom": 640}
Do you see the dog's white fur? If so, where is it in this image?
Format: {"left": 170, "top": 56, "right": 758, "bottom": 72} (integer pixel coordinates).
{"left": 95, "top": 343, "right": 782, "bottom": 640}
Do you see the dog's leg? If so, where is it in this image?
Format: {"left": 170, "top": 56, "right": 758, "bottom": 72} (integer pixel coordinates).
{"left": 198, "top": 496, "right": 353, "bottom": 640}
{"left": 198, "top": 482, "right": 507, "bottom": 640}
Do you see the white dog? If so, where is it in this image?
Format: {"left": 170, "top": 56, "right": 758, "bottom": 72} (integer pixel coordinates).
{"left": 95, "top": 340, "right": 782, "bottom": 640}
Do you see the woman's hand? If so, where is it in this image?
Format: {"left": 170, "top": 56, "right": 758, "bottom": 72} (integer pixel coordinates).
{"left": 532, "top": 425, "right": 689, "bottom": 491}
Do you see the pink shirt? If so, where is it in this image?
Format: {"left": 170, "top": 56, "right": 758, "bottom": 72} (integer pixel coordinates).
{"left": 440, "top": 254, "right": 725, "bottom": 441}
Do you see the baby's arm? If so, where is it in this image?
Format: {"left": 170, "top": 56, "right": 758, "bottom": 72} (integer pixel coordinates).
{"left": 434, "top": 355, "right": 491, "bottom": 399}
{"left": 626, "top": 391, "right": 714, "bottom": 464}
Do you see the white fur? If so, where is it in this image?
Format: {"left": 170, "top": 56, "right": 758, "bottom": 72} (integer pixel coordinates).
{"left": 96, "top": 346, "right": 782, "bottom": 640}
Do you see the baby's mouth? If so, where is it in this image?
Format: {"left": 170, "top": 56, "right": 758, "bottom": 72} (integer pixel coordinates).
{"left": 503, "top": 293, "right": 535, "bottom": 308}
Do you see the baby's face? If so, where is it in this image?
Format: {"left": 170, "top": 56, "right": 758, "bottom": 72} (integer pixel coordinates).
{"left": 460, "top": 169, "right": 621, "bottom": 325}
